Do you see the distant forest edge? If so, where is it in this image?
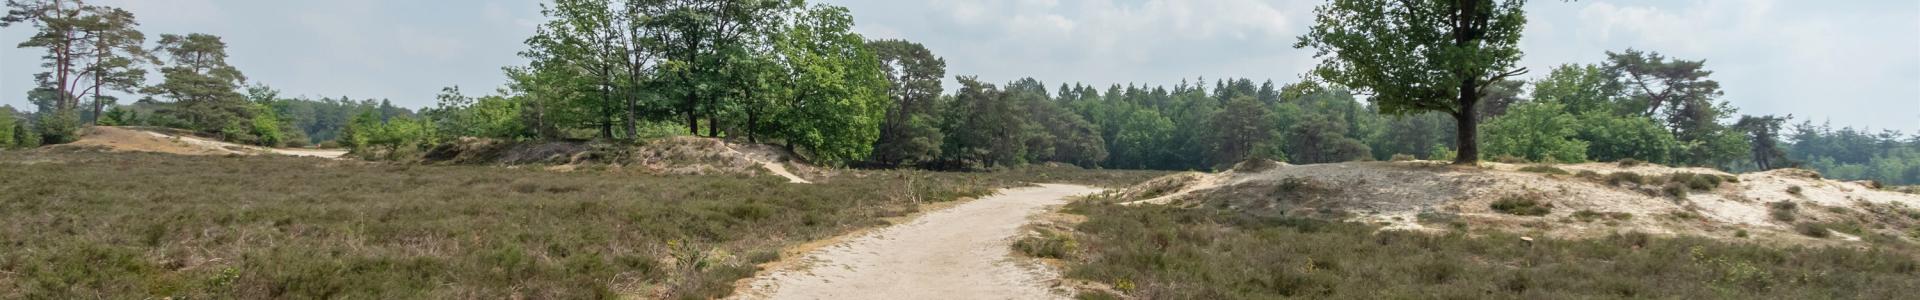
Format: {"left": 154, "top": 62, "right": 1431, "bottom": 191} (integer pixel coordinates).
{"left": 1, "top": 0, "right": 1915, "bottom": 185}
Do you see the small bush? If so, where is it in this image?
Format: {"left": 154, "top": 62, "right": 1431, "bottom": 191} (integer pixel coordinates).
{"left": 1787, "top": 186, "right": 1803, "bottom": 195}
{"left": 1491, "top": 195, "right": 1552, "bottom": 216}
{"left": 1664, "top": 172, "right": 1724, "bottom": 191}
{"left": 1770, "top": 201, "right": 1799, "bottom": 222}
{"left": 1573, "top": 210, "right": 1605, "bottom": 222}
{"left": 1670, "top": 211, "right": 1700, "bottom": 220}
{"left": 1014, "top": 230, "right": 1079, "bottom": 259}
{"left": 1795, "top": 223, "right": 1831, "bottom": 238}
{"left": 1575, "top": 170, "right": 1602, "bottom": 180}
{"left": 1572, "top": 210, "right": 1632, "bottom": 222}
{"left": 1606, "top": 172, "right": 1647, "bottom": 186}
{"left": 1519, "top": 165, "right": 1570, "bottom": 175}
{"left": 1608, "top": 212, "right": 1634, "bottom": 220}
{"left": 1662, "top": 182, "right": 1690, "bottom": 199}
{"left": 1735, "top": 229, "right": 1750, "bottom": 238}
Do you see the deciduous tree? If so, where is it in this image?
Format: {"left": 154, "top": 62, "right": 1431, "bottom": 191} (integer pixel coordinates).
{"left": 1296, "top": 0, "right": 1530, "bottom": 164}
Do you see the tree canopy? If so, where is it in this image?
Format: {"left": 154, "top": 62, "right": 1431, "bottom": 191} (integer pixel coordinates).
{"left": 1296, "top": 0, "right": 1530, "bottom": 164}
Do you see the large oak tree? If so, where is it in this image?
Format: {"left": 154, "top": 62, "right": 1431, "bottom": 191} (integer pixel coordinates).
{"left": 1296, "top": 0, "right": 1530, "bottom": 164}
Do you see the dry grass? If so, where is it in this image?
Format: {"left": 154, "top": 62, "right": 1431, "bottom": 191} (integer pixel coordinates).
{"left": 0, "top": 152, "right": 1163, "bottom": 299}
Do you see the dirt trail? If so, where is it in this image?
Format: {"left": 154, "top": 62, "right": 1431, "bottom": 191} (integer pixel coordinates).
{"left": 759, "top": 162, "right": 812, "bottom": 184}
{"left": 731, "top": 184, "right": 1103, "bottom": 300}
{"left": 721, "top": 144, "right": 811, "bottom": 184}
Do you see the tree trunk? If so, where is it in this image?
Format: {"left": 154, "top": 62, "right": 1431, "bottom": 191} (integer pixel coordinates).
{"left": 706, "top": 97, "right": 718, "bottom": 137}
{"left": 1453, "top": 87, "right": 1479, "bottom": 165}
{"left": 745, "top": 88, "right": 758, "bottom": 143}
{"left": 89, "top": 70, "right": 102, "bottom": 125}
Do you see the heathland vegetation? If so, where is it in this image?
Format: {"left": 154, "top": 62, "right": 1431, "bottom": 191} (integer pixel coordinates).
{"left": 3, "top": 0, "right": 1918, "bottom": 299}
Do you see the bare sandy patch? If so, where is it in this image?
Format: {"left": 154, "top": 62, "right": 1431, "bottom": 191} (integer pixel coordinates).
{"left": 730, "top": 184, "right": 1103, "bottom": 300}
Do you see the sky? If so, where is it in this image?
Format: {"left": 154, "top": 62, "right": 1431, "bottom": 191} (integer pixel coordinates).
{"left": 2, "top": 0, "right": 1916, "bottom": 132}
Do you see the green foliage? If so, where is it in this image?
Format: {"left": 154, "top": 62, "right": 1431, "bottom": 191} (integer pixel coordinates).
{"left": 425, "top": 86, "right": 527, "bottom": 140}
{"left": 867, "top": 39, "right": 947, "bottom": 167}
{"left": 1770, "top": 201, "right": 1799, "bottom": 222}
{"left": 1665, "top": 172, "right": 1726, "bottom": 191}
{"left": 1490, "top": 195, "right": 1552, "bottom": 216}
{"left": 1283, "top": 116, "right": 1371, "bottom": 164}
{"left": 1787, "top": 122, "right": 1920, "bottom": 185}
{"left": 1427, "top": 144, "right": 1456, "bottom": 161}
{"left": 940, "top": 77, "right": 1030, "bottom": 169}
{"left": 1606, "top": 172, "right": 1647, "bottom": 186}
{"left": 11, "top": 119, "right": 33, "bottom": 148}
{"left": 768, "top": 5, "right": 890, "bottom": 165}
{"left": 1481, "top": 102, "right": 1588, "bottom": 163}
{"left": 1532, "top": 64, "right": 1624, "bottom": 115}
{"left": 1371, "top": 112, "right": 1455, "bottom": 161}
{"left": 1795, "top": 223, "right": 1832, "bottom": 238}
{"left": 1576, "top": 112, "right": 1678, "bottom": 164}
{"left": 1662, "top": 182, "right": 1690, "bottom": 199}
{"left": 34, "top": 110, "right": 80, "bottom": 145}
{"left": 1209, "top": 96, "right": 1273, "bottom": 166}
{"left": 1014, "top": 229, "right": 1079, "bottom": 259}
{"left": 343, "top": 113, "right": 436, "bottom": 160}
{"left": 147, "top": 33, "right": 253, "bottom": 135}
{"left": 240, "top": 103, "right": 286, "bottom": 147}
{"left": 0, "top": 110, "right": 14, "bottom": 149}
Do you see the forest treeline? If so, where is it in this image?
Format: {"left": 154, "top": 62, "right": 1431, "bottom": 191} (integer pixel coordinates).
{"left": 2, "top": 0, "right": 1916, "bottom": 185}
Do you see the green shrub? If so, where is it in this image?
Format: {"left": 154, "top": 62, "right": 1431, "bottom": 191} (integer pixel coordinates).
{"left": 1606, "top": 172, "right": 1647, "bottom": 186}
{"left": 1572, "top": 210, "right": 1605, "bottom": 222}
{"left": 1787, "top": 186, "right": 1803, "bottom": 195}
{"left": 34, "top": 111, "right": 81, "bottom": 145}
{"left": 1427, "top": 144, "right": 1455, "bottom": 161}
{"left": 1796, "top": 223, "right": 1831, "bottom": 238}
{"left": 1770, "top": 201, "right": 1799, "bottom": 222}
{"left": 1662, "top": 182, "right": 1690, "bottom": 199}
{"left": 0, "top": 112, "right": 14, "bottom": 149}
{"left": 1666, "top": 172, "right": 1724, "bottom": 190}
{"left": 1014, "top": 230, "right": 1079, "bottom": 259}
{"left": 1491, "top": 195, "right": 1552, "bottom": 216}
{"left": 1571, "top": 210, "right": 1633, "bottom": 222}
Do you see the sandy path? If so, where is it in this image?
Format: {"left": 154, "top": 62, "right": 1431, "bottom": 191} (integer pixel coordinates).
{"left": 143, "top": 131, "right": 348, "bottom": 159}
{"left": 267, "top": 148, "right": 349, "bottom": 159}
{"left": 732, "top": 184, "right": 1103, "bottom": 300}
{"left": 760, "top": 162, "right": 812, "bottom": 184}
